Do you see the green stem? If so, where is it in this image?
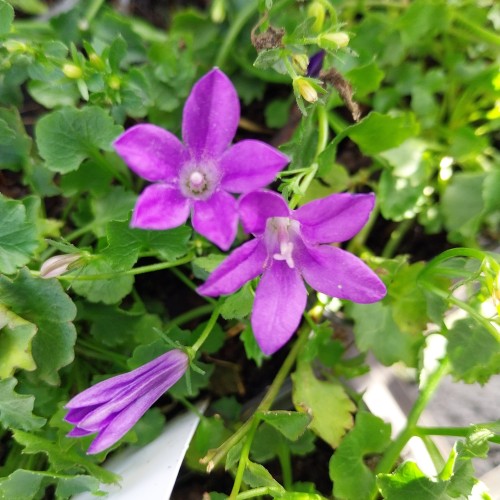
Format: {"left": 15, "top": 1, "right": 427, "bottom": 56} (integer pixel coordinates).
{"left": 420, "top": 435, "right": 445, "bottom": 472}
{"left": 215, "top": 1, "right": 257, "bottom": 68}
{"left": 315, "top": 105, "right": 330, "bottom": 157}
{"left": 58, "top": 254, "right": 195, "bottom": 281}
{"left": 168, "top": 304, "right": 215, "bottom": 328}
{"left": 88, "top": 149, "right": 132, "bottom": 190}
{"left": 381, "top": 218, "right": 414, "bottom": 258}
{"left": 169, "top": 266, "right": 217, "bottom": 305}
{"left": 84, "top": 0, "right": 106, "bottom": 23}
{"left": 201, "top": 321, "right": 311, "bottom": 471}
{"left": 75, "top": 341, "right": 129, "bottom": 369}
{"left": 277, "top": 441, "right": 293, "bottom": 490}
{"left": 236, "top": 487, "right": 283, "bottom": 499}
{"left": 230, "top": 419, "right": 260, "bottom": 499}
{"left": 374, "top": 357, "right": 450, "bottom": 478}
{"left": 453, "top": 11, "right": 500, "bottom": 46}
{"left": 416, "top": 426, "right": 500, "bottom": 445}
{"left": 191, "top": 301, "right": 223, "bottom": 353}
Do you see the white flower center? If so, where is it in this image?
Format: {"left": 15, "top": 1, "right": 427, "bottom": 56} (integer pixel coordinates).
{"left": 265, "top": 217, "right": 300, "bottom": 269}
{"left": 179, "top": 161, "right": 220, "bottom": 200}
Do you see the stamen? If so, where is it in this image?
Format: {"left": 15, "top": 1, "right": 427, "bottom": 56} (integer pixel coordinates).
{"left": 273, "top": 241, "right": 295, "bottom": 268}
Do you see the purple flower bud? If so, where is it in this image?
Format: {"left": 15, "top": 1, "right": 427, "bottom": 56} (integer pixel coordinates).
{"left": 307, "top": 51, "right": 325, "bottom": 78}
{"left": 65, "top": 349, "right": 189, "bottom": 454}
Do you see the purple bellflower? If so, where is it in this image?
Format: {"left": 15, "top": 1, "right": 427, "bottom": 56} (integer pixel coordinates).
{"left": 113, "top": 68, "right": 289, "bottom": 250}
{"left": 64, "top": 349, "right": 188, "bottom": 454}
{"left": 198, "top": 190, "right": 386, "bottom": 355}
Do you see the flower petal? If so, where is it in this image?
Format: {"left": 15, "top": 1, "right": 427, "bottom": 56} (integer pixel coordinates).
{"left": 113, "top": 124, "right": 185, "bottom": 182}
{"left": 252, "top": 261, "right": 307, "bottom": 355}
{"left": 294, "top": 193, "right": 375, "bottom": 243}
{"left": 192, "top": 190, "right": 238, "bottom": 250}
{"left": 197, "top": 239, "right": 266, "bottom": 297}
{"left": 132, "top": 184, "right": 190, "bottom": 230}
{"left": 182, "top": 68, "right": 240, "bottom": 160}
{"left": 298, "top": 244, "right": 386, "bottom": 303}
{"left": 239, "top": 190, "right": 290, "bottom": 235}
{"left": 87, "top": 365, "right": 186, "bottom": 455}
{"left": 220, "top": 140, "right": 289, "bottom": 193}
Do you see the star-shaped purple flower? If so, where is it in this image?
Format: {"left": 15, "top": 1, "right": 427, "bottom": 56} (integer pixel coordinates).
{"left": 64, "top": 349, "right": 188, "bottom": 454}
{"left": 113, "top": 68, "right": 289, "bottom": 250}
{"left": 198, "top": 190, "right": 386, "bottom": 355}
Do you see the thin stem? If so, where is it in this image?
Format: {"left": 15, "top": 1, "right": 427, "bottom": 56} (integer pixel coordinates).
{"left": 236, "top": 487, "right": 283, "bottom": 499}
{"left": 191, "top": 302, "right": 223, "bottom": 353}
{"left": 315, "top": 105, "right": 330, "bottom": 158}
{"left": 58, "top": 254, "right": 195, "bottom": 281}
{"left": 420, "top": 435, "right": 445, "bottom": 472}
{"left": 201, "top": 321, "right": 312, "bottom": 471}
{"left": 169, "top": 266, "right": 217, "bottom": 305}
{"left": 84, "top": 0, "right": 105, "bottom": 23}
{"left": 453, "top": 11, "right": 500, "bottom": 47}
{"left": 75, "top": 340, "right": 129, "bottom": 369}
{"left": 277, "top": 441, "right": 293, "bottom": 490}
{"left": 229, "top": 419, "right": 259, "bottom": 499}
{"left": 416, "top": 426, "right": 500, "bottom": 445}
{"left": 374, "top": 357, "right": 450, "bottom": 478}
{"left": 168, "top": 304, "right": 215, "bottom": 328}
{"left": 215, "top": 1, "right": 257, "bottom": 68}
{"left": 381, "top": 218, "right": 413, "bottom": 258}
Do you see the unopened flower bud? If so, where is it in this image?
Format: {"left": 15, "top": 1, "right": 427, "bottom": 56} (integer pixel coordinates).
{"left": 62, "top": 63, "right": 83, "bottom": 79}
{"left": 318, "top": 31, "right": 350, "bottom": 50}
{"left": 294, "top": 77, "right": 318, "bottom": 103}
{"left": 40, "top": 254, "right": 82, "bottom": 279}
{"left": 307, "top": 1, "right": 326, "bottom": 33}
{"left": 292, "top": 54, "right": 310, "bottom": 75}
{"left": 210, "top": 0, "right": 226, "bottom": 24}
{"left": 108, "top": 75, "right": 121, "bottom": 90}
{"left": 88, "top": 52, "right": 105, "bottom": 71}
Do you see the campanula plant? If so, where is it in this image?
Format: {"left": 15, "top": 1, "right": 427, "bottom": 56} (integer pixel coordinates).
{"left": 0, "top": 0, "right": 499, "bottom": 499}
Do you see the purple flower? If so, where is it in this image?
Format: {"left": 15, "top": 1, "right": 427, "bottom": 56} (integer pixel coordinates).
{"left": 65, "top": 350, "right": 188, "bottom": 454}
{"left": 307, "top": 51, "right": 325, "bottom": 78}
{"left": 198, "top": 191, "right": 386, "bottom": 355}
{"left": 113, "top": 68, "right": 289, "bottom": 250}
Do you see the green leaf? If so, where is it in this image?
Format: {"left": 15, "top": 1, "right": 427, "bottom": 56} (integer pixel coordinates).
{"left": 0, "top": 108, "right": 32, "bottom": 170}
{"left": 346, "top": 62, "right": 385, "bottom": 98}
{"left": 0, "top": 195, "right": 38, "bottom": 275}
{"left": 292, "top": 359, "right": 355, "bottom": 448}
{"left": 243, "top": 460, "right": 285, "bottom": 492}
{"left": 259, "top": 410, "right": 311, "bottom": 441}
{"left": 0, "top": 378, "right": 46, "bottom": 430}
{"left": 71, "top": 256, "right": 135, "bottom": 304}
{"left": 379, "top": 139, "right": 430, "bottom": 221}
{"left": 330, "top": 412, "right": 391, "bottom": 500}
{"left": 483, "top": 169, "right": 500, "bottom": 214}
{"left": 446, "top": 318, "right": 500, "bottom": 385}
{"left": 0, "top": 470, "right": 44, "bottom": 500}
{"left": 346, "top": 112, "right": 419, "bottom": 155}
{"left": 220, "top": 284, "right": 254, "bottom": 320}
{"left": 0, "top": 269, "right": 76, "bottom": 385}
{"left": 55, "top": 475, "right": 104, "bottom": 498}
{"left": 28, "top": 79, "right": 80, "bottom": 108}
{"left": 0, "top": 303, "right": 36, "bottom": 378}
{"left": 441, "top": 172, "right": 485, "bottom": 243}
{"left": 349, "top": 301, "right": 422, "bottom": 367}
{"left": 36, "top": 106, "right": 123, "bottom": 173}
{"left": 12, "top": 430, "right": 119, "bottom": 483}
{"left": 0, "top": 0, "right": 14, "bottom": 35}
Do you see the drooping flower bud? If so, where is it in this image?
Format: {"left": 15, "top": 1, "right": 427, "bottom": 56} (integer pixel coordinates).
{"left": 40, "top": 254, "right": 82, "bottom": 279}
{"left": 292, "top": 54, "right": 310, "bottom": 75}
{"left": 307, "top": 1, "right": 326, "bottom": 33}
{"left": 88, "top": 52, "right": 105, "bottom": 71}
{"left": 62, "top": 63, "right": 83, "bottom": 80}
{"left": 293, "top": 77, "right": 318, "bottom": 103}
{"left": 318, "top": 31, "right": 350, "bottom": 50}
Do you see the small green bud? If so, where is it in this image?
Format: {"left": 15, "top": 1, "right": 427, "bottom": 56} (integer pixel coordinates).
{"left": 292, "top": 54, "right": 310, "bottom": 75}
{"left": 318, "top": 31, "right": 350, "bottom": 50}
{"left": 108, "top": 75, "right": 121, "bottom": 90}
{"left": 307, "top": 1, "right": 326, "bottom": 33}
{"left": 210, "top": 0, "right": 226, "bottom": 24}
{"left": 294, "top": 77, "right": 318, "bottom": 103}
{"left": 88, "top": 52, "right": 105, "bottom": 71}
{"left": 62, "top": 63, "right": 83, "bottom": 79}
{"left": 4, "top": 40, "right": 28, "bottom": 53}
